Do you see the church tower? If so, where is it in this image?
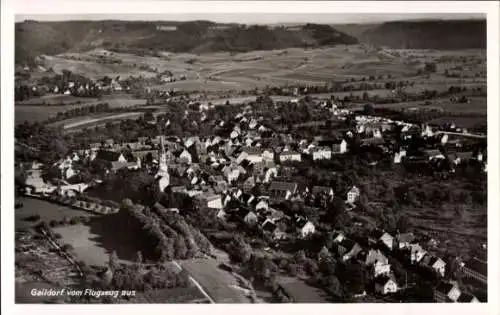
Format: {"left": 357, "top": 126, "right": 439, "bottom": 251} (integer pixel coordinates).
{"left": 156, "top": 136, "right": 170, "bottom": 192}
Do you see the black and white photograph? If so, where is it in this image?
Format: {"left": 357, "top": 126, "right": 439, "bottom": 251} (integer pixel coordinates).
{"left": 2, "top": 0, "right": 499, "bottom": 313}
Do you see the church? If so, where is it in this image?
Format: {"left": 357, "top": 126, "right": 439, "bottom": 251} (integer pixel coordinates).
{"left": 155, "top": 136, "right": 170, "bottom": 192}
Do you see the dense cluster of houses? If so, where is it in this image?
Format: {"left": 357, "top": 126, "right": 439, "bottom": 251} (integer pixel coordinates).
{"left": 17, "top": 93, "right": 487, "bottom": 302}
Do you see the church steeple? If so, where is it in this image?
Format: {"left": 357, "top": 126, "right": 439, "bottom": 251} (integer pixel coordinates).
{"left": 156, "top": 135, "right": 170, "bottom": 192}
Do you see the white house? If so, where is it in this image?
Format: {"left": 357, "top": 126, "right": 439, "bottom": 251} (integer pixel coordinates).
{"left": 346, "top": 186, "right": 360, "bottom": 203}
{"left": 332, "top": 139, "right": 348, "bottom": 154}
{"left": 262, "top": 149, "right": 275, "bottom": 161}
{"left": 394, "top": 149, "right": 407, "bottom": 164}
{"left": 297, "top": 220, "right": 315, "bottom": 238}
{"left": 312, "top": 147, "right": 332, "bottom": 161}
{"left": 243, "top": 211, "right": 259, "bottom": 227}
{"left": 409, "top": 244, "right": 428, "bottom": 264}
{"left": 179, "top": 149, "right": 192, "bottom": 164}
{"left": 279, "top": 151, "right": 301, "bottom": 163}
{"left": 196, "top": 194, "right": 223, "bottom": 210}
{"left": 374, "top": 276, "right": 398, "bottom": 295}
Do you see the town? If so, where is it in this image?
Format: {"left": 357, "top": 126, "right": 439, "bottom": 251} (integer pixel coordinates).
{"left": 14, "top": 18, "right": 487, "bottom": 304}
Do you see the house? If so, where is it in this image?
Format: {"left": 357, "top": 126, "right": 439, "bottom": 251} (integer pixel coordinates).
{"left": 223, "top": 164, "right": 241, "bottom": 183}
{"left": 194, "top": 193, "right": 223, "bottom": 210}
{"left": 457, "top": 293, "right": 479, "bottom": 303}
{"left": 262, "top": 149, "right": 275, "bottom": 161}
{"left": 296, "top": 217, "right": 315, "bottom": 238}
{"left": 394, "top": 232, "right": 415, "bottom": 250}
{"left": 177, "top": 149, "right": 192, "bottom": 164}
{"left": 269, "top": 181, "right": 298, "bottom": 200}
{"left": 420, "top": 254, "right": 446, "bottom": 277}
{"left": 311, "top": 186, "right": 334, "bottom": 199}
{"left": 434, "top": 282, "right": 461, "bottom": 302}
{"left": 94, "top": 150, "right": 127, "bottom": 163}
{"left": 330, "top": 231, "right": 345, "bottom": 244}
{"left": 279, "top": 151, "right": 302, "bottom": 163}
{"left": 369, "top": 229, "right": 394, "bottom": 251}
{"left": 374, "top": 276, "right": 398, "bottom": 295}
{"left": 408, "top": 243, "right": 427, "bottom": 264}
{"left": 238, "top": 147, "right": 263, "bottom": 164}
{"left": 243, "top": 210, "right": 259, "bottom": 227}
{"left": 423, "top": 149, "right": 445, "bottom": 160}
{"left": 358, "top": 249, "right": 391, "bottom": 278}
{"left": 346, "top": 186, "right": 360, "bottom": 203}
{"left": 336, "top": 238, "right": 362, "bottom": 261}
{"left": 255, "top": 198, "right": 269, "bottom": 211}
{"left": 311, "top": 147, "right": 332, "bottom": 160}
{"left": 393, "top": 149, "right": 407, "bottom": 164}
{"left": 332, "top": 139, "right": 347, "bottom": 154}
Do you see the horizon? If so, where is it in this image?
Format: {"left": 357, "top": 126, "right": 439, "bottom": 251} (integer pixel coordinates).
{"left": 15, "top": 13, "right": 485, "bottom": 25}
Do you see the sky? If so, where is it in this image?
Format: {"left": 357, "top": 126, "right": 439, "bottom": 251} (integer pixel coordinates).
{"left": 15, "top": 13, "right": 485, "bottom": 25}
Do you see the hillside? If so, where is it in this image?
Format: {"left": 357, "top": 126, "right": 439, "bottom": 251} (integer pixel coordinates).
{"left": 15, "top": 20, "right": 358, "bottom": 65}
{"left": 358, "top": 19, "right": 486, "bottom": 50}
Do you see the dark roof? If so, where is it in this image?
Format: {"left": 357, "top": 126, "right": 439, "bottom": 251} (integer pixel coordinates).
{"left": 243, "top": 147, "right": 263, "bottom": 155}
{"left": 370, "top": 228, "right": 387, "bottom": 240}
{"left": 280, "top": 151, "right": 301, "bottom": 155}
{"left": 262, "top": 220, "right": 277, "bottom": 232}
{"left": 396, "top": 232, "right": 415, "bottom": 243}
{"left": 269, "top": 181, "right": 298, "bottom": 192}
{"left": 312, "top": 186, "right": 332, "bottom": 195}
{"left": 95, "top": 150, "right": 123, "bottom": 162}
{"left": 435, "top": 281, "right": 456, "bottom": 294}
{"left": 339, "top": 238, "right": 358, "bottom": 251}
{"left": 457, "top": 293, "right": 477, "bottom": 302}
{"left": 374, "top": 275, "right": 394, "bottom": 285}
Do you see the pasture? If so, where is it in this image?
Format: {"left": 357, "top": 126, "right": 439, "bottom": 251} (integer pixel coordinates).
{"left": 51, "top": 224, "right": 111, "bottom": 267}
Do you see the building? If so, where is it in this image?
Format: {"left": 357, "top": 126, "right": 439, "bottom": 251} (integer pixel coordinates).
{"left": 195, "top": 193, "right": 223, "bottom": 210}
{"left": 369, "top": 229, "right": 394, "bottom": 251}
{"left": 296, "top": 217, "right": 315, "bottom": 238}
{"left": 311, "top": 147, "right": 332, "bottom": 161}
{"left": 279, "top": 151, "right": 302, "bottom": 163}
{"left": 420, "top": 255, "right": 446, "bottom": 277}
{"left": 394, "top": 232, "right": 415, "bottom": 250}
{"left": 332, "top": 139, "right": 347, "bottom": 154}
{"left": 336, "top": 238, "right": 362, "bottom": 261}
{"left": 408, "top": 243, "right": 427, "bottom": 264}
{"left": 434, "top": 282, "right": 461, "bottom": 302}
{"left": 269, "top": 181, "right": 298, "bottom": 200}
{"left": 374, "top": 276, "right": 398, "bottom": 295}
{"left": 359, "top": 249, "right": 391, "bottom": 278}
{"left": 346, "top": 186, "right": 360, "bottom": 203}
{"left": 237, "top": 147, "right": 264, "bottom": 164}
{"left": 311, "top": 186, "right": 334, "bottom": 199}
{"left": 156, "top": 137, "right": 170, "bottom": 192}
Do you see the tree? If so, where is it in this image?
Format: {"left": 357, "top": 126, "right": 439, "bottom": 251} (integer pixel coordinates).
{"left": 363, "top": 103, "right": 375, "bottom": 116}
{"left": 135, "top": 251, "right": 144, "bottom": 264}
{"left": 424, "top": 62, "right": 437, "bottom": 73}
{"left": 108, "top": 251, "right": 119, "bottom": 270}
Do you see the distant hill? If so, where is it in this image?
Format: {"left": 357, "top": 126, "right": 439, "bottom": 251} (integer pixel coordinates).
{"left": 350, "top": 19, "right": 486, "bottom": 50}
{"left": 15, "top": 20, "right": 358, "bottom": 65}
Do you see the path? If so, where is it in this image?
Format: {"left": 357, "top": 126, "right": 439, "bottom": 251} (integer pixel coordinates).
{"left": 171, "top": 260, "right": 216, "bottom": 304}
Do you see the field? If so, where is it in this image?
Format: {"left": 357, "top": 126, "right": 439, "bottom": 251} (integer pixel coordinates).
{"left": 15, "top": 94, "right": 147, "bottom": 124}
{"left": 15, "top": 197, "right": 96, "bottom": 230}
{"left": 17, "top": 45, "right": 486, "bottom": 129}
